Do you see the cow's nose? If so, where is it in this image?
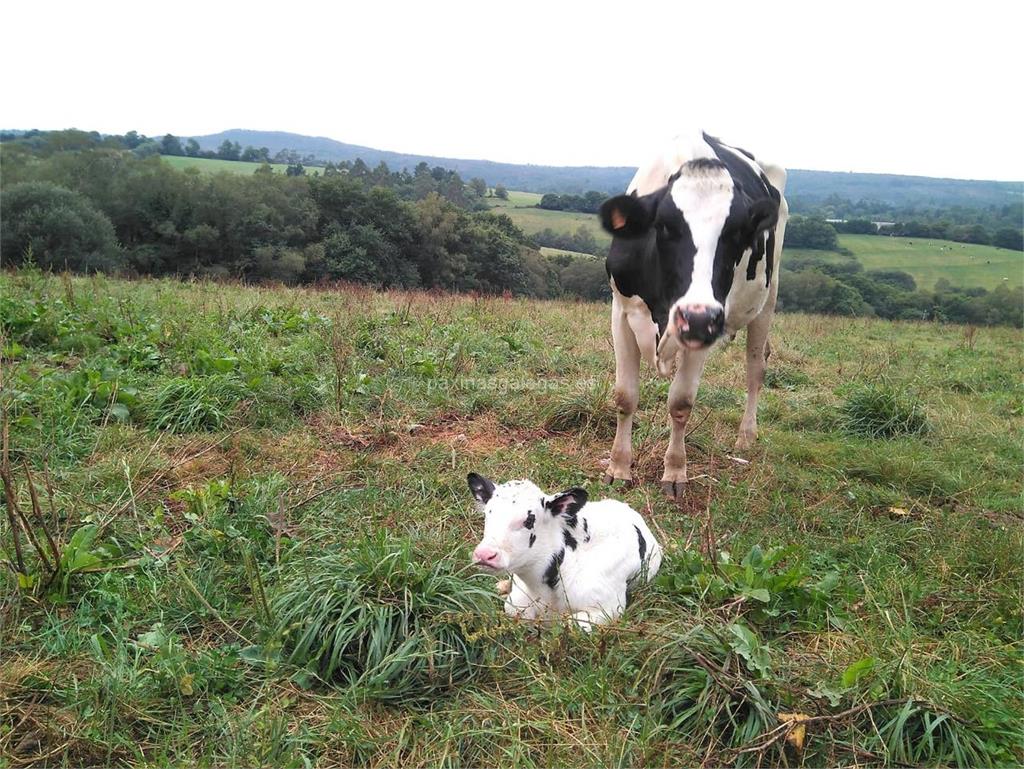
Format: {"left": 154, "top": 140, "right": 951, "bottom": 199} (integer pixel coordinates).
{"left": 674, "top": 304, "right": 724, "bottom": 347}
{"left": 472, "top": 545, "right": 500, "bottom": 566}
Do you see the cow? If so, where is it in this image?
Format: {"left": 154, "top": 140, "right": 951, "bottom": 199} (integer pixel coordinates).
{"left": 598, "top": 132, "right": 789, "bottom": 499}
{"left": 467, "top": 473, "right": 662, "bottom": 630}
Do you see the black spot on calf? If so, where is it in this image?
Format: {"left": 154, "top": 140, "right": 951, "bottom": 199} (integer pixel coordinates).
{"left": 634, "top": 525, "right": 647, "bottom": 562}
{"left": 563, "top": 529, "right": 578, "bottom": 551}
{"left": 543, "top": 548, "right": 565, "bottom": 590}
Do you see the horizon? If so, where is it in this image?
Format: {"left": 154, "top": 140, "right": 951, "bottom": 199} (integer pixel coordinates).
{"left": 6, "top": 125, "right": 1023, "bottom": 186}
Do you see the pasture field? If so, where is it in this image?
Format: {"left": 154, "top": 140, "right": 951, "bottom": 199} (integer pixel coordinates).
{"left": 485, "top": 190, "right": 544, "bottom": 208}
{"left": 793, "top": 235, "right": 1024, "bottom": 291}
{"left": 538, "top": 246, "right": 601, "bottom": 260}
{"left": 492, "top": 203, "right": 611, "bottom": 248}
{"left": 1, "top": 270, "right": 1022, "bottom": 767}
{"left": 160, "top": 155, "right": 325, "bottom": 176}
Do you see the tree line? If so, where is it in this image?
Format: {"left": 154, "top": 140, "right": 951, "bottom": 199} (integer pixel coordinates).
{"left": 790, "top": 193, "right": 1023, "bottom": 250}
{"left": 0, "top": 130, "right": 609, "bottom": 299}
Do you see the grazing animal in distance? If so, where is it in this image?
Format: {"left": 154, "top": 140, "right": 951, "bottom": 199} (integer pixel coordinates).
{"left": 467, "top": 473, "right": 662, "bottom": 630}
{"left": 599, "top": 131, "right": 789, "bottom": 499}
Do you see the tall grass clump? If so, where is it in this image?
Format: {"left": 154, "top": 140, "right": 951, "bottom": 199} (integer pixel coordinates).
{"left": 539, "top": 379, "right": 615, "bottom": 437}
{"left": 269, "top": 536, "right": 495, "bottom": 704}
{"left": 144, "top": 376, "right": 247, "bottom": 432}
{"left": 839, "top": 382, "right": 930, "bottom": 438}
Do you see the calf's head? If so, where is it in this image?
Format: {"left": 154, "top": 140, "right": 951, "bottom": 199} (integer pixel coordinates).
{"left": 467, "top": 473, "right": 587, "bottom": 573}
{"left": 600, "top": 158, "right": 778, "bottom": 349}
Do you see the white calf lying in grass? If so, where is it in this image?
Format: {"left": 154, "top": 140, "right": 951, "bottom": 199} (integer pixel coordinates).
{"left": 468, "top": 473, "right": 662, "bottom": 630}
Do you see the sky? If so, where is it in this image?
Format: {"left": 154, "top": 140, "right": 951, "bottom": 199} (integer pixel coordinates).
{"left": 3, "top": 0, "right": 1022, "bottom": 181}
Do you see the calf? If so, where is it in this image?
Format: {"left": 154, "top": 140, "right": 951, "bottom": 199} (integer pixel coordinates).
{"left": 468, "top": 473, "right": 662, "bottom": 630}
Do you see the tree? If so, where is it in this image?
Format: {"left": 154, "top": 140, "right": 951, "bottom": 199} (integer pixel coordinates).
{"left": 992, "top": 227, "right": 1024, "bottom": 251}
{"left": 494, "top": 184, "right": 509, "bottom": 200}
{"left": 217, "top": 140, "right": 241, "bottom": 161}
{"left": 1, "top": 182, "right": 123, "bottom": 272}
{"left": 784, "top": 216, "right": 839, "bottom": 250}
{"left": 123, "top": 130, "right": 144, "bottom": 149}
{"left": 185, "top": 138, "right": 201, "bottom": 157}
{"left": 240, "top": 146, "right": 261, "bottom": 162}
{"left": 286, "top": 163, "right": 306, "bottom": 177}
{"left": 469, "top": 177, "right": 487, "bottom": 198}
{"left": 160, "top": 134, "right": 184, "bottom": 156}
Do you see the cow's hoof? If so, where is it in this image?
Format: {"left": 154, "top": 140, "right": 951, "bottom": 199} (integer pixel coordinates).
{"left": 661, "top": 480, "right": 685, "bottom": 500}
{"left": 495, "top": 579, "right": 512, "bottom": 596}
{"left": 735, "top": 431, "right": 756, "bottom": 451}
{"left": 602, "top": 473, "right": 631, "bottom": 486}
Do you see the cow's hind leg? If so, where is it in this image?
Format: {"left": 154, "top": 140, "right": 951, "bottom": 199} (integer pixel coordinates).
{"left": 605, "top": 305, "right": 640, "bottom": 484}
{"left": 662, "top": 348, "right": 710, "bottom": 499}
{"left": 736, "top": 292, "right": 777, "bottom": 451}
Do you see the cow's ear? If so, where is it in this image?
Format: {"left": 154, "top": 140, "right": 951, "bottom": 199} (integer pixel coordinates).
{"left": 747, "top": 198, "right": 779, "bottom": 236}
{"left": 544, "top": 487, "right": 588, "bottom": 522}
{"left": 600, "top": 189, "right": 663, "bottom": 238}
{"left": 467, "top": 473, "right": 495, "bottom": 509}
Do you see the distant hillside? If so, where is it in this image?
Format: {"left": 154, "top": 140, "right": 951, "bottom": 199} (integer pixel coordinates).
{"left": 190, "top": 130, "right": 633, "bottom": 195}
{"left": 191, "top": 129, "right": 1023, "bottom": 207}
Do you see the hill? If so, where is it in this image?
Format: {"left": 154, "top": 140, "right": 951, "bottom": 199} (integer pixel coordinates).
{"left": 4, "top": 270, "right": 1021, "bottom": 767}
{"left": 190, "top": 129, "right": 635, "bottom": 194}
{"left": 190, "top": 129, "right": 1023, "bottom": 205}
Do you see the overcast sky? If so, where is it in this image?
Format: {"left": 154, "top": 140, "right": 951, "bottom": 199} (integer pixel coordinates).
{"left": 4, "top": 1, "right": 1021, "bottom": 181}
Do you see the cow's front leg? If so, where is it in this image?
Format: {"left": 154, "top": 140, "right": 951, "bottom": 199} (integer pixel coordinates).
{"left": 662, "top": 348, "right": 709, "bottom": 499}
{"left": 736, "top": 290, "right": 777, "bottom": 451}
{"left": 605, "top": 307, "right": 640, "bottom": 484}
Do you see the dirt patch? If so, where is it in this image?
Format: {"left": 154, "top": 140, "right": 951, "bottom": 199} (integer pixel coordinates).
{"left": 392, "top": 412, "right": 550, "bottom": 458}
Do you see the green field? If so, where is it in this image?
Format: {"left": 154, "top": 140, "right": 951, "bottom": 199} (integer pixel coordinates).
{"left": 3, "top": 269, "right": 1021, "bottom": 767}
{"left": 791, "top": 235, "right": 1023, "bottom": 291}
{"left": 485, "top": 189, "right": 543, "bottom": 208}
{"left": 493, "top": 203, "right": 610, "bottom": 246}
{"left": 161, "top": 155, "right": 324, "bottom": 175}
{"left": 539, "top": 246, "right": 601, "bottom": 260}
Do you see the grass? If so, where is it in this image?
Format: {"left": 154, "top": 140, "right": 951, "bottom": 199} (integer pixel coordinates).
{"left": 485, "top": 190, "right": 543, "bottom": 208}
{"left": 1, "top": 268, "right": 1022, "bottom": 767}
{"left": 160, "top": 155, "right": 325, "bottom": 176}
{"left": 790, "top": 234, "right": 1024, "bottom": 291}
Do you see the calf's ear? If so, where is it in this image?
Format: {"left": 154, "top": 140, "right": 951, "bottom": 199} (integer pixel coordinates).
{"left": 599, "top": 189, "right": 664, "bottom": 238}
{"left": 545, "top": 488, "right": 588, "bottom": 522}
{"left": 467, "top": 473, "right": 495, "bottom": 508}
{"left": 747, "top": 198, "right": 779, "bottom": 236}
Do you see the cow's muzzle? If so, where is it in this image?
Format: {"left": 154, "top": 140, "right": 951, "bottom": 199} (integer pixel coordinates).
{"left": 673, "top": 304, "right": 724, "bottom": 349}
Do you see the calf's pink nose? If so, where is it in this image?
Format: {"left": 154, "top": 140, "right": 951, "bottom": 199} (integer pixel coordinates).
{"left": 473, "top": 545, "right": 499, "bottom": 564}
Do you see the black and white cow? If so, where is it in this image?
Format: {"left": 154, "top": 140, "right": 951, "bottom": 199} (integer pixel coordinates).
{"left": 598, "top": 132, "right": 788, "bottom": 499}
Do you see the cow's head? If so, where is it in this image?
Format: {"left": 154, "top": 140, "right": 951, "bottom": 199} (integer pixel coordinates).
{"left": 468, "top": 473, "right": 586, "bottom": 573}
{"left": 600, "top": 158, "right": 778, "bottom": 349}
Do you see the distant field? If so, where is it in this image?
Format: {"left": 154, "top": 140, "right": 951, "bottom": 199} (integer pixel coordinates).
{"left": 789, "top": 235, "right": 1023, "bottom": 291}
{"left": 486, "top": 190, "right": 543, "bottom": 207}
{"left": 492, "top": 203, "right": 610, "bottom": 248}
{"left": 539, "top": 246, "right": 601, "bottom": 260}
{"left": 161, "top": 155, "right": 324, "bottom": 175}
